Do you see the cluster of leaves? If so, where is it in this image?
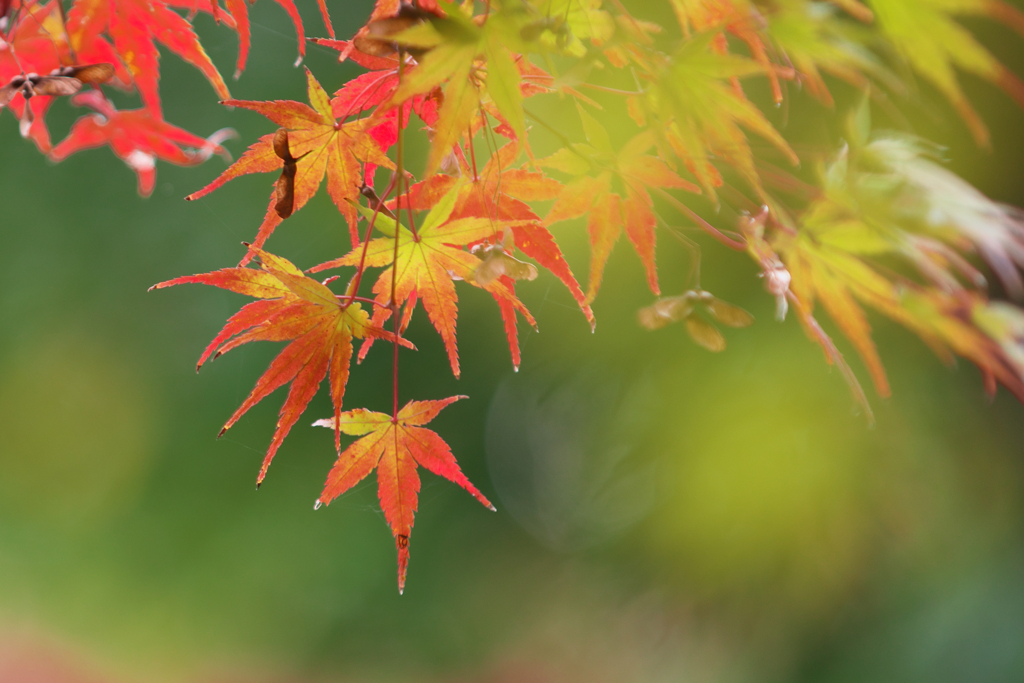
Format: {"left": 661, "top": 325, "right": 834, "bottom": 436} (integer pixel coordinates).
{"left": 8, "top": 0, "right": 1024, "bottom": 590}
{"left": 0, "top": 0, "right": 331, "bottom": 193}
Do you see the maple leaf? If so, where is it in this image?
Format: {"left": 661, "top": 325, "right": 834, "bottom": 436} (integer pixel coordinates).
{"left": 0, "top": 0, "right": 77, "bottom": 150}
{"left": 742, "top": 212, "right": 876, "bottom": 423}
{"left": 65, "top": 0, "right": 230, "bottom": 117}
{"left": 766, "top": 1, "right": 901, "bottom": 107}
{"left": 627, "top": 30, "right": 798, "bottom": 202}
{"left": 168, "top": 0, "right": 334, "bottom": 79}
{"left": 313, "top": 395, "right": 494, "bottom": 593}
{"left": 786, "top": 238, "right": 1024, "bottom": 407}
{"left": 185, "top": 68, "right": 395, "bottom": 261}
{"left": 785, "top": 234, "right": 895, "bottom": 399}
{"left": 385, "top": 1, "right": 531, "bottom": 173}
{"left": 868, "top": 0, "right": 1024, "bottom": 146}
{"left": 529, "top": 0, "right": 616, "bottom": 57}
{"left": 668, "top": 0, "right": 878, "bottom": 104}
{"left": 668, "top": 0, "right": 785, "bottom": 103}
{"left": 150, "top": 247, "right": 413, "bottom": 486}
{"left": 855, "top": 134, "right": 1024, "bottom": 299}
{"left": 391, "top": 139, "right": 595, "bottom": 328}
{"left": 540, "top": 104, "right": 701, "bottom": 302}
{"left": 49, "top": 91, "right": 234, "bottom": 196}
{"left": 756, "top": 107, "right": 1024, "bottom": 413}
{"left": 312, "top": 40, "right": 440, "bottom": 185}
{"left": 311, "top": 181, "right": 537, "bottom": 377}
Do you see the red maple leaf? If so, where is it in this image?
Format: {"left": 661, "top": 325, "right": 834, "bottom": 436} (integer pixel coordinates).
{"left": 150, "top": 247, "right": 413, "bottom": 486}
{"left": 0, "top": 1, "right": 82, "bottom": 151}
{"left": 185, "top": 68, "right": 396, "bottom": 261}
{"left": 65, "top": 0, "right": 230, "bottom": 117}
{"left": 168, "top": 0, "right": 334, "bottom": 79}
{"left": 50, "top": 91, "right": 234, "bottom": 196}
{"left": 312, "top": 395, "right": 493, "bottom": 593}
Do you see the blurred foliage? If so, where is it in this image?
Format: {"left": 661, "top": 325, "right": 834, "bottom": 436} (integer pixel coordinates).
{"left": 2, "top": 0, "right": 1024, "bottom": 682}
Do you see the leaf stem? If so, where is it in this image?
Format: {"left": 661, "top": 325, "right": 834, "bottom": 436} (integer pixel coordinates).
{"left": 344, "top": 171, "right": 399, "bottom": 307}
{"left": 392, "top": 57, "right": 406, "bottom": 422}
{"left": 523, "top": 105, "right": 579, "bottom": 153}
{"left": 576, "top": 83, "right": 643, "bottom": 96}
{"left": 336, "top": 294, "right": 392, "bottom": 308}
{"left": 648, "top": 185, "right": 747, "bottom": 251}
{"left": 657, "top": 213, "right": 702, "bottom": 289}
{"left": 467, "top": 125, "right": 479, "bottom": 181}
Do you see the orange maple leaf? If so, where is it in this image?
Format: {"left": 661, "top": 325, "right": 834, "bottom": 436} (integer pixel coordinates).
{"left": 541, "top": 104, "right": 701, "bottom": 302}
{"left": 393, "top": 140, "right": 595, "bottom": 329}
{"left": 312, "top": 182, "right": 536, "bottom": 377}
{"left": 185, "top": 68, "right": 395, "bottom": 263}
{"left": 150, "top": 247, "right": 412, "bottom": 486}
{"left": 313, "top": 395, "right": 493, "bottom": 593}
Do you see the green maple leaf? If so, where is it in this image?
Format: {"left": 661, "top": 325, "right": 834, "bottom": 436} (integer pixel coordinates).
{"left": 386, "top": 1, "right": 530, "bottom": 173}
{"left": 868, "top": 0, "right": 1024, "bottom": 146}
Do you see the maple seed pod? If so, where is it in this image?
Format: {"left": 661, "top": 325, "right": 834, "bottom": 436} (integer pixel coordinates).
{"left": 705, "top": 297, "right": 755, "bottom": 328}
{"left": 639, "top": 290, "right": 753, "bottom": 352}
{"left": 360, "top": 183, "right": 397, "bottom": 220}
{"left": 686, "top": 316, "right": 727, "bottom": 352}
{"left": 637, "top": 295, "right": 693, "bottom": 330}
{"left": 273, "top": 128, "right": 309, "bottom": 219}
{"left": 0, "top": 63, "right": 116, "bottom": 108}
{"left": 468, "top": 235, "right": 540, "bottom": 287}
{"left": 314, "top": 500, "right": 323, "bottom": 511}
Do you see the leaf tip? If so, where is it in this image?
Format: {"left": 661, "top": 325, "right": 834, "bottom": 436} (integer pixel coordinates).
{"left": 397, "top": 536, "right": 410, "bottom": 594}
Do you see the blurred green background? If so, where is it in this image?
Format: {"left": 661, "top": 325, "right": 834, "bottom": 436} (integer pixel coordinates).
{"left": 2, "top": 1, "right": 1024, "bottom": 681}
